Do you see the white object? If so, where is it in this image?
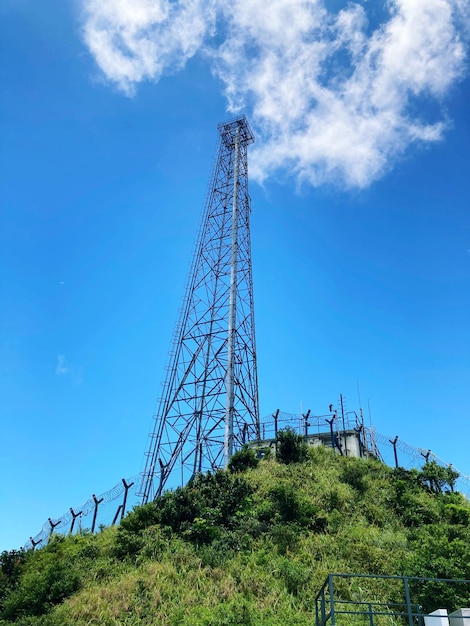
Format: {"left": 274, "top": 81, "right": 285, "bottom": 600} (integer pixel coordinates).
{"left": 424, "top": 609, "right": 449, "bottom": 626}
{"left": 449, "top": 608, "right": 470, "bottom": 626}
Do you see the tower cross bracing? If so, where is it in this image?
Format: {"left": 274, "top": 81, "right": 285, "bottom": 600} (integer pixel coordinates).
{"left": 139, "top": 116, "right": 260, "bottom": 503}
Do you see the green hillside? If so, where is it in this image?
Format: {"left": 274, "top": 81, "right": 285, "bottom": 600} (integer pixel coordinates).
{"left": 1, "top": 436, "right": 469, "bottom": 625}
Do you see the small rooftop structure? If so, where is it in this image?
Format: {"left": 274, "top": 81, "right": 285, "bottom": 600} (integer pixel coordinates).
{"left": 246, "top": 405, "right": 381, "bottom": 460}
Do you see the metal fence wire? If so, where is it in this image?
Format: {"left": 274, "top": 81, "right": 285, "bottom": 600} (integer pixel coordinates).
{"left": 24, "top": 411, "right": 470, "bottom": 550}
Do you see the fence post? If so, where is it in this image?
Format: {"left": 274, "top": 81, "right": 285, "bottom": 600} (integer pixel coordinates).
{"left": 327, "top": 416, "right": 336, "bottom": 452}
{"left": 273, "top": 408, "right": 279, "bottom": 443}
{"left": 30, "top": 536, "right": 42, "bottom": 551}
{"left": 69, "top": 508, "right": 82, "bottom": 534}
{"left": 48, "top": 518, "right": 60, "bottom": 540}
{"left": 421, "top": 450, "right": 431, "bottom": 464}
{"left": 340, "top": 394, "right": 348, "bottom": 457}
{"left": 112, "top": 504, "right": 123, "bottom": 525}
{"left": 91, "top": 494, "right": 104, "bottom": 533}
{"left": 355, "top": 424, "right": 364, "bottom": 458}
{"left": 389, "top": 436, "right": 399, "bottom": 468}
{"left": 303, "top": 409, "right": 311, "bottom": 442}
{"left": 334, "top": 434, "right": 343, "bottom": 456}
{"left": 120, "top": 478, "right": 134, "bottom": 521}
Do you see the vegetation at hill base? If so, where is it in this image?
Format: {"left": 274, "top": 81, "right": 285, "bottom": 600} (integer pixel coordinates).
{"left": 1, "top": 433, "right": 469, "bottom": 626}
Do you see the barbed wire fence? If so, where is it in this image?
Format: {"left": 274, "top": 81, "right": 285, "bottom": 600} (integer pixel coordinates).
{"left": 371, "top": 429, "right": 470, "bottom": 496}
{"left": 24, "top": 476, "right": 144, "bottom": 551}
{"left": 24, "top": 410, "right": 470, "bottom": 550}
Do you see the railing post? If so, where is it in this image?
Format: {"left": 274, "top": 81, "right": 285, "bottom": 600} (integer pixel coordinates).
{"left": 403, "top": 576, "right": 414, "bottom": 626}
{"left": 416, "top": 602, "right": 424, "bottom": 626}
{"left": 328, "top": 574, "right": 336, "bottom": 626}
{"left": 321, "top": 586, "right": 327, "bottom": 626}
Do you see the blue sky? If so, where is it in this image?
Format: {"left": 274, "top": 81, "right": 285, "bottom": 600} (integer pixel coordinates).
{"left": 1, "top": 0, "right": 469, "bottom": 551}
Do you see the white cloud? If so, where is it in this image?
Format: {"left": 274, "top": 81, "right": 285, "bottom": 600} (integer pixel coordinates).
{"left": 82, "top": 0, "right": 217, "bottom": 95}
{"left": 81, "top": 0, "right": 469, "bottom": 187}
{"left": 55, "top": 355, "right": 83, "bottom": 383}
{"left": 56, "top": 354, "right": 69, "bottom": 376}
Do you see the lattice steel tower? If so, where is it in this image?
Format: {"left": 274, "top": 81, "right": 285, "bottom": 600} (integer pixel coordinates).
{"left": 139, "top": 116, "right": 260, "bottom": 503}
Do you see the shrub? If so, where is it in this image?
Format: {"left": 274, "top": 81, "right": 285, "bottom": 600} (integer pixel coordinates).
{"left": 268, "top": 485, "right": 316, "bottom": 527}
{"left": 228, "top": 445, "right": 259, "bottom": 473}
{"left": 443, "top": 503, "right": 470, "bottom": 526}
{"left": 406, "top": 523, "right": 470, "bottom": 612}
{"left": 0, "top": 549, "right": 27, "bottom": 610}
{"left": 276, "top": 428, "right": 309, "bottom": 465}
{"left": 1, "top": 559, "right": 80, "bottom": 620}
{"left": 419, "top": 461, "right": 460, "bottom": 493}
{"left": 341, "top": 459, "right": 370, "bottom": 494}
{"left": 119, "top": 502, "right": 160, "bottom": 534}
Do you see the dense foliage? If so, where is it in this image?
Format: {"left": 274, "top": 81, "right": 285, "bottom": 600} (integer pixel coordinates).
{"left": 275, "top": 428, "right": 310, "bottom": 465}
{"left": 1, "top": 442, "right": 469, "bottom": 625}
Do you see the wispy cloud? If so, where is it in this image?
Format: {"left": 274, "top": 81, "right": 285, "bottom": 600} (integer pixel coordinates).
{"left": 56, "top": 354, "right": 69, "bottom": 376}
{"left": 81, "top": 0, "right": 469, "bottom": 188}
{"left": 55, "top": 355, "right": 83, "bottom": 384}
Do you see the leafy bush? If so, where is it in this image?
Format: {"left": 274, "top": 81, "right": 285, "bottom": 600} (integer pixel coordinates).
{"left": 0, "top": 549, "right": 27, "bottom": 612}
{"left": 119, "top": 502, "right": 161, "bottom": 534}
{"left": 228, "top": 445, "right": 259, "bottom": 473}
{"left": 269, "top": 523, "right": 299, "bottom": 555}
{"left": 267, "top": 485, "right": 317, "bottom": 527}
{"left": 1, "top": 551, "right": 80, "bottom": 620}
{"left": 154, "top": 471, "right": 253, "bottom": 536}
{"left": 419, "top": 461, "right": 460, "bottom": 493}
{"left": 443, "top": 503, "right": 470, "bottom": 526}
{"left": 114, "top": 470, "right": 255, "bottom": 555}
{"left": 278, "top": 559, "right": 311, "bottom": 595}
{"left": 407, "top": 523, "right": 470, "bottom": 612}
{"left": 341, "top": 459, "right": 370, "bottom": 494}
{"left": 275, "top": 428, "right": 309, "bottom": 464}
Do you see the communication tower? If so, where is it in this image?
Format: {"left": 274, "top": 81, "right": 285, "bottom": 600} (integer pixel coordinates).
{"left": 139, "top": 116, "right": 260, "bottom": 503}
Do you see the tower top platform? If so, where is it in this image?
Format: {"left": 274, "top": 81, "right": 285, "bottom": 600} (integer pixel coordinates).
{"left": 218, "top": 115, "right": 255, "bottom": 148}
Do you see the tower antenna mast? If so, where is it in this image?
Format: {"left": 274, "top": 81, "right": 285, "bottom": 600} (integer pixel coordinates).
{"left": 139, "top": 116, "right": 260, "bottom": 503}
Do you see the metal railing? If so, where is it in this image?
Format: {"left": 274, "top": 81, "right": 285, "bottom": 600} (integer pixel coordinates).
{"left": 315, "top": 573, "right": 470, "bottom": 626}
